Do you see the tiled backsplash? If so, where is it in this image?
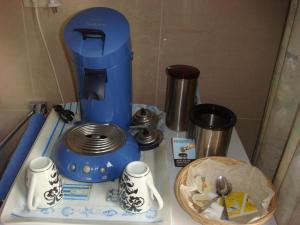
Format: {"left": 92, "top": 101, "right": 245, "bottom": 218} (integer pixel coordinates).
{"left": 0, "top": 0, "right": 289, "bottom": 158}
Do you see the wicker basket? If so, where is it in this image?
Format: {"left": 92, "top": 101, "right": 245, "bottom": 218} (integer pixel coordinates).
{"left": 175, "top": 157, "right": 277, "bottom": 225}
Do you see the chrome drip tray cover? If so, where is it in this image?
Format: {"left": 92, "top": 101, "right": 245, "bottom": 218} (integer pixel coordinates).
{"left": 65, "top": 123, "right": 126, "bottom": 155}
{"left": 53, "top": 122, "right": 139, "bottom": 182}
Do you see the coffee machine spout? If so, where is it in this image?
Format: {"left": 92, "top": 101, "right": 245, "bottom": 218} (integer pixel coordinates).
{"left": 84, "top": 68, "right": 107, "bottom": 100}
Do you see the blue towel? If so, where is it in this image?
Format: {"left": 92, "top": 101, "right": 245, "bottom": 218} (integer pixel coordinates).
{"left": 0, "top": 113, "right": 45, "bottom": 201}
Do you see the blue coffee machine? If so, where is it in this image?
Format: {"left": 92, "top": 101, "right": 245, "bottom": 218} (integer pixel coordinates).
{"left": 53, "top": 8, "right": 140, "bottom": 183}
{"left": 64, "top": 7, "right": 132, "bottom": 129}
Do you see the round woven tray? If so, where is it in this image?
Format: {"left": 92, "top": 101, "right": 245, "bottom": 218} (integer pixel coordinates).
{"left": 175, "top": 157, "right": 277, "bottom": 225}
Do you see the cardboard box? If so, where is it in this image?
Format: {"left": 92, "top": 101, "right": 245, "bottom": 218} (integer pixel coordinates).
{"left": 172, "top": 138, "right": 196, "bottom": 167}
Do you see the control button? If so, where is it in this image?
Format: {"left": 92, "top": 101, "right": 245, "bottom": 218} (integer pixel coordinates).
{"left": 83, "top": 165, "right": 91, "bottom": 174}
{"left": 99, "top": 167, "right": 107, "bottom": 173}
{"left": 69, "top": 163, "right": 76, "bottom": 171}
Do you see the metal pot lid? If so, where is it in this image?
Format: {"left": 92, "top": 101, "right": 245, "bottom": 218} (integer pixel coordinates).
{"left": 135, "top": 128, "right": 163, "bottom": 150}
{"left": 166, "top": 65, "right": 200, "bottom": 80}
{"left": 65, "top": 123, "right": 126, "bottom": 155}
{"left": 132, "top": 108, "right": 159, "bottom": 127}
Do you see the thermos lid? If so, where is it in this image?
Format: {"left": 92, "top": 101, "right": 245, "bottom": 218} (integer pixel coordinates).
{"left": 65, "top": 123, "right": 126, "bottom": 155}
{"left": 135, "top": 128, "right": 163, "bottom": 151}
{"left": 166, "top": 65, "right": 200, "bottom": 80}
{"left": 190, "top": 104, "right": 237, "bottom": 131}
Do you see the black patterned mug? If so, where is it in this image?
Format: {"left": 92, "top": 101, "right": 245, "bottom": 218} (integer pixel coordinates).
{"left": 119, "top": 161, "right": 163, "bottom": 213}
{"left": 26, "top": 157, "right": 63, "bottom": 210}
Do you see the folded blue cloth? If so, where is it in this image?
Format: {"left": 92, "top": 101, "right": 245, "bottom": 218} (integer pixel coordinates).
{"left": 0, "top": 113, "right": 45, "bottom": 202}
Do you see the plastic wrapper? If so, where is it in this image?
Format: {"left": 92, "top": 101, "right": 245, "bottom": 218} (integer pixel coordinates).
{"left": 180, "top": 159, "right": 274, "bottom": 223}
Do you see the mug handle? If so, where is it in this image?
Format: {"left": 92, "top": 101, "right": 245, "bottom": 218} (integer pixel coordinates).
{"left": 146, "top": 180, "right": 164, "bottom": 210}
{"left": 27, "top": 173, "right": 40, "bottom": 210}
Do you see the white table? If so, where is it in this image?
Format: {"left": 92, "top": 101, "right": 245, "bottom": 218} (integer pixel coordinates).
{"left": 164, "top": 128, "right": 277, "bottom": 225}
{"left": 0, "top": 102, "right": 277, "bottom": 225}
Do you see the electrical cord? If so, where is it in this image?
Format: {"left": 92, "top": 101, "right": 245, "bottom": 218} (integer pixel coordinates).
{"left": 32, "top": 0, "right": 65, "bottom": 104}
{"left": 54, "top": 105, "right": 74, "bottom": 123}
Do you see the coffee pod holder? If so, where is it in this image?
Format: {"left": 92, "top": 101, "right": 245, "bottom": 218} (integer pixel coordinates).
{"left": 135, "top": 128, "right": 164, "bottom": 151}
{"left": 132, "top": 108, "right": 159, "bottom": 128}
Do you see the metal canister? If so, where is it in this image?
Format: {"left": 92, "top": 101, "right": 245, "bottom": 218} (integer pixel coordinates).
{"left": 165, "top": 65, "right": 200, "bottom": 131}
{"left": 188, "top": 104, "right": 237, "bottom": 158}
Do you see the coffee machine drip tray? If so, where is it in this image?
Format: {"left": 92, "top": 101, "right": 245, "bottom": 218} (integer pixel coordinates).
{"left": 65, "top": 123, "right": 126, "bottom": 155}
{"left": 52, "top": 123, "right": 140, "bottom": 183}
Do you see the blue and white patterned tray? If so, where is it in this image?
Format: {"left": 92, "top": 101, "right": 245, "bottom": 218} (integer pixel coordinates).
{"left": 0, "top": 103, "right": 171, "bottom": 225}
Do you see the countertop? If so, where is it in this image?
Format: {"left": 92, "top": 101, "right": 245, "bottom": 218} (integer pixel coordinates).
{"left": 0, "top": 102, "right": 277, "bottom": 225}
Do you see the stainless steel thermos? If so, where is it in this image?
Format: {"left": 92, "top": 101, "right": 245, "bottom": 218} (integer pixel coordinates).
{"left": 165, "top": 65, "right": 200, "bottom": 131}
{"left": 188, "top": 104, "right": 237, "bottom": 158}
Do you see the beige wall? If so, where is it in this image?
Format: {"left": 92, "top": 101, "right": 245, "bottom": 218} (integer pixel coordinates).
{"left": 0, "top": 0, "right": 289, "bottom": 158}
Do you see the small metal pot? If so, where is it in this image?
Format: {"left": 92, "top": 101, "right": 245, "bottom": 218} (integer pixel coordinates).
{"left": 188, "top": 104, "right": 237, "bottom": 158}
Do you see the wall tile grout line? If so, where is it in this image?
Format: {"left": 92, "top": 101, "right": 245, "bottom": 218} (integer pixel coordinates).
{"left": 154, "top": 0, "right": 165, "bottom": 108}
{"left": 20, "top": 0, "right": 35, "bottom": 98}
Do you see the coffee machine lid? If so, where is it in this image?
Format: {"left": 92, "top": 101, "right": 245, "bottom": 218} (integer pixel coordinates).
{"left": 64, "top": 7, "right": 130, "bottom": 66}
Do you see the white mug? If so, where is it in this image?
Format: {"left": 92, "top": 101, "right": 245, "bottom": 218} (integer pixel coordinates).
{"left": 119, "top": 161, "right": 163, "bottom": 213}
{"left": 26, "top": 157, "right": 63, "bottom": 210}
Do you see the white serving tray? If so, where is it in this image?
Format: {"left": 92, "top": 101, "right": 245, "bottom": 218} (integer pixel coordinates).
{"left": 0, "top": 103, "right": 171, "bottom": 225}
